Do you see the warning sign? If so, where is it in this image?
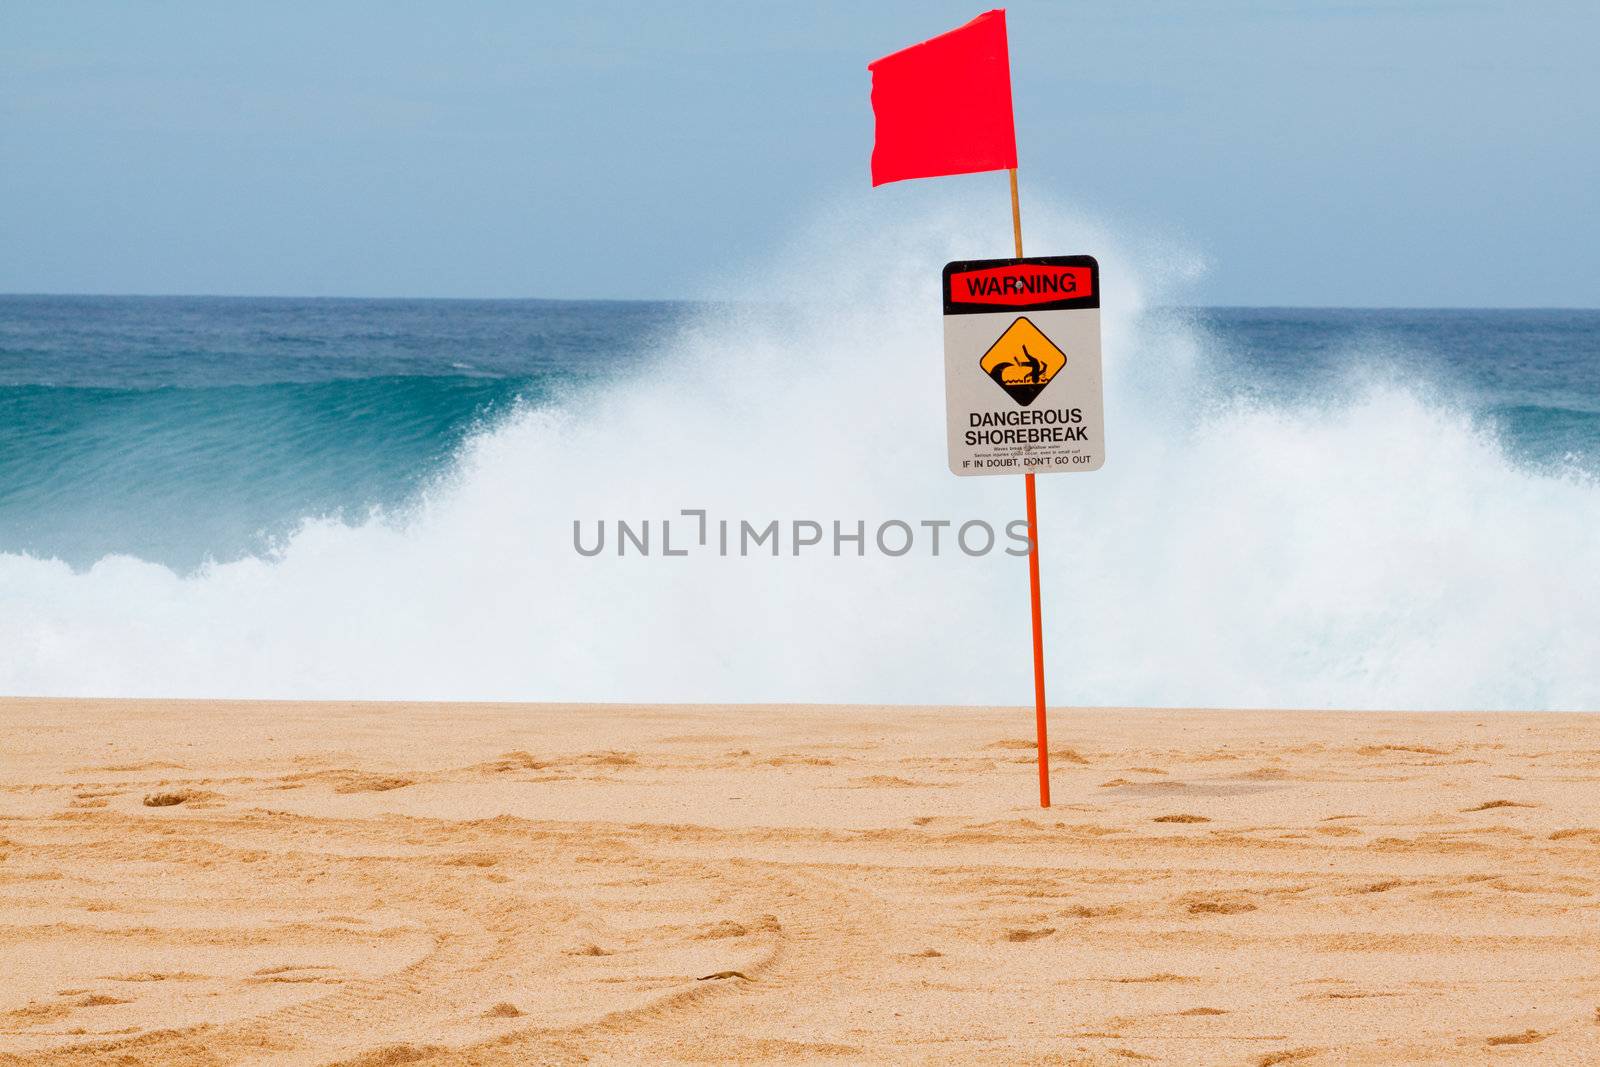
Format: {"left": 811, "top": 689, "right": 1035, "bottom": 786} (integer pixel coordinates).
{"left": 943, "top": 255, "right": 1104, "bottom": 476}
{"left": 978, "top": 317, "right": 1065, "bottom": 406}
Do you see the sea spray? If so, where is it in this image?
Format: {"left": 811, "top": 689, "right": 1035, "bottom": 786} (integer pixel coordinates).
{"left": 2, "top": 198, "right": 1599, "bottom": 709}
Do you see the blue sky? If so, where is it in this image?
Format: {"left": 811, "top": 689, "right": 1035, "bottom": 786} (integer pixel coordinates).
{"left": 2, "top": 1, "right": 1595, "bottom": 305}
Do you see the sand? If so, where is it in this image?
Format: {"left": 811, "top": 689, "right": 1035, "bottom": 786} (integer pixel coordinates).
{"left": 2, "top": 699, "right": 1598, "bottom": 1065}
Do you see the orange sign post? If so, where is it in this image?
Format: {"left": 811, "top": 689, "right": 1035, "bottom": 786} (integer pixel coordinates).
{"left": 1009, "top": 169, "right": 1052, "bottom": 808}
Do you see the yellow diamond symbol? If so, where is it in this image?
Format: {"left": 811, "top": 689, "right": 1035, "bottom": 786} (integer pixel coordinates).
{"left": 978, "top": 317, "right": 1066, "bottom": 407}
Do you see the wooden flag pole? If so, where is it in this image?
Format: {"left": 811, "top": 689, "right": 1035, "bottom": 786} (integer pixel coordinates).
{"left": 1009, "top": 168, "right": 1024, "bottom": 259}
{"left": 1009, "top": 167, "right": 1050, "bottom": 809}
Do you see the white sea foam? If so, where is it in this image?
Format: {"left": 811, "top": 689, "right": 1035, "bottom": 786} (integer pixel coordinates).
{"left": 3, "top": 196, "right": 1598, "bottom": 709}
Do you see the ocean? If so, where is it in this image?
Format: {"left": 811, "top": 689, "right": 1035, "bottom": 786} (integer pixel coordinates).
{"left": 2, "top": 248, "right": 1598, "bottom": 709}
{"left": 4, "top": 297, "right": 1595, "bottom": 570}
{"left": 0, "top": 296, "right": 683, "bottom": 569}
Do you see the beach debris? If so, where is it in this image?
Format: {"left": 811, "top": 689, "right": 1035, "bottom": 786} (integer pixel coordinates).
{"left": 483, "top": 1002, "right": 522, "bottom": 1018}
{"left": 1153, "top": 814, "right": 1210, "bottom": 823}
{"left": 696, "top": 970, "right": 751, "bottom": 981}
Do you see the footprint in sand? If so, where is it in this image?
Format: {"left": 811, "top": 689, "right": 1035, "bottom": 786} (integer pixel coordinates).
{"left": 332, "top": 1043, "right": 442, "bottom": 1066}
{"left": 250, "top": 964, "right": 342, "bottom": 985}
{"left": 1550, "top": 828, "right": 1600, "bottom": 842}
{"left": 81, "top": 760, "right": 186, "bottom": 773}
{"left": 141, "top": 790, "right": 216, "bottom": 807}
{"left": 443, "top": 852, "right": 500, "bottom": 868}
{"left": 567, "top": 944, "right": 613, "bottom": 957}
{"left": 1349, "top": 879, "right": 1407, "bottom": 894}
{"left": 1462, "top": 799, "right": 1537, "bottom": 812}
{"left": 1178, "top": 892, "right": 1258, "bottom": 915}
{"left": 333, "top": 773, "right": 415, "bottom": 794}
{"left": 475, "top": 751, "right": 548, "bottom": 773}
{"left": 573, "top": 750, "right": 640, "bottom": 768}
{"left": 1234, "top": 766, "right": 1294, "bottom": 781}
{"left": 1485, "top": 1029, "right": 1545, "bottom": 1046}
{"left": 284, "top": 770, "right": 416, "bottom": 794}
{"left": 1258, "top": 1050, "right": 1321, "bottom": 1067}
{"left": 694, "top": 915, "right": 780, "bottom": 940}
{"left": 847, "top": 775, "right": 937, "bottom": 788}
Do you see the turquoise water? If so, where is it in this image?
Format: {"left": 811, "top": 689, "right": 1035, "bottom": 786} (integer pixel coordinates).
{"left": 0, "top": 296, "right": 687, "bottom": 567}
{"left": 2, "top": 297, "right": 1594, "bottom": 570}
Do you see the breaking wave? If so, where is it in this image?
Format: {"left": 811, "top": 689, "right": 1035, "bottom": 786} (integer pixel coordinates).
{"left": 3, "top": 196, "right": 1598, "bottom": 709}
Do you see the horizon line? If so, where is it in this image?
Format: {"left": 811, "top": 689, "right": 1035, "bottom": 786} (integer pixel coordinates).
{"left": 2, "top": 292, "right": 1597, "bottom": 313}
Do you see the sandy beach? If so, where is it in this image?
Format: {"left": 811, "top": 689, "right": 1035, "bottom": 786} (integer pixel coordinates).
{"left": 2, "top": 699, "right": 1598, "bottom": 1065}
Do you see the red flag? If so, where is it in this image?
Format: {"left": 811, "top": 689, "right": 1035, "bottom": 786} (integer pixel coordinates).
{"left": 868, "top": 10, "right": 1018, "bottom": 187}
